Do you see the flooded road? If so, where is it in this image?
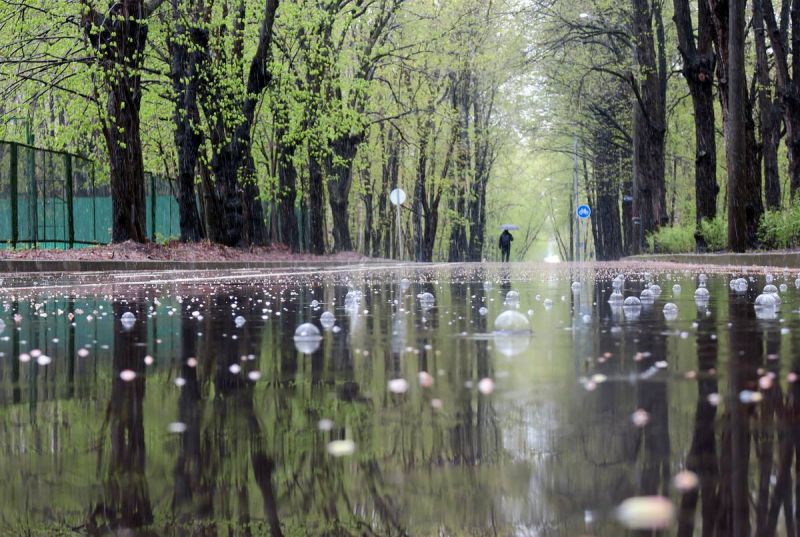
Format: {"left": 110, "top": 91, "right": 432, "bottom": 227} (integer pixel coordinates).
{"left": 0, "top": 264, "right": 797, "bottom": 536}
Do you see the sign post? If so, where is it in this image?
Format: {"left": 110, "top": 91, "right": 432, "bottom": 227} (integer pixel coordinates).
{"left": 575, "top": 204, "right": 591, "bottom": 263}
{"left": 390, "top": 188, "right": 406, "bottom": 260}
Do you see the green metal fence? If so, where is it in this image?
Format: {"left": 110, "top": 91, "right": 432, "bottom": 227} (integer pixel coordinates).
{"left": 0, "top": 141, "right": 180, "bottom": 249}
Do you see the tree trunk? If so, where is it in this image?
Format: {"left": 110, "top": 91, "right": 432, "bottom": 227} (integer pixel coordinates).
{"left": 631, "top": 0, "right": 667, "bottom": 241}
{"left": 326, "top": 135, "right": 361, "bottom": 252}
{"left": 169, "top": 0, "right": 204, "bottom": 242}
{"left": 277, "top": 142, "right": 299, "bottom": 252}
{"left": 711, "top": 0, "right": 764, "bottom": 250}
{"left": 591, "top": 123, "right": 624, "bottom": 261}
{"left": 308, "top": 154, "right": 326, "bottom": 255}
{"left": 673, "top": 0, "right": 719, "bottom": 250}
{"left": 728, "top": 0, "right": 750, "bottom": 251}
{"left": 83, "top": 2, "right": 149, "bottom": 243}
{"left": 754, "top": 0, "right": 783, "bottom": 210}
{"left": 414, "top": 118, "right": 430, "bottom": 261}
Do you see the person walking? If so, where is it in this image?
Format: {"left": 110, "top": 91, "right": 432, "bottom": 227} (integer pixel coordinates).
{"left": 499, "top": 229, "right": 513, "bottom": 262}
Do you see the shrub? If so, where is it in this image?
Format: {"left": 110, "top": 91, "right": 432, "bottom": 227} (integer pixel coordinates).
{"left": 646, "top": 224, "right": 695, "bottom": 254}
{"left": 758, "top": 204, "right": 800, "bottom": 249}
{"left": 700, "top": 217, "right": 727, "bottom": 251}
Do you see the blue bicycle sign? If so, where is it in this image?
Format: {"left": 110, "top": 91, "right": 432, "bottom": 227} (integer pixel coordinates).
{"left": 576, "top": 204, "right": 591, "bottom": 219}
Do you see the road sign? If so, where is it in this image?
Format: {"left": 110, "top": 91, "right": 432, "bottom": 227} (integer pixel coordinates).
{"left": 576, "top": 204, "right": 591, "bottom": 219}
{"left": 390, "top": 188, "right": 406, "bottom": 206}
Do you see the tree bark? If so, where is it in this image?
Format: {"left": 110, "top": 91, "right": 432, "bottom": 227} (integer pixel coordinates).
{"left": 326, "top": 135, "right": 361, "bottom": 252}
{"left": 673, "top": 0, "right": 719, "bottom": 250}
{"left": 169, "top": 0, "right": 205, "bottom": 242}
{"left": 277, "top": 140, "right": 299, "bottom": 252}
{"left": 709, "top": 0, "right": 764, "bottom": 249}
{"left": 199, "top": 0, "right": 279, "bottom": 246}
{"left": 82, "top": 1, "right": 150, "bottom": 243}
{"left": 631, "top": 0, "right": 668, "bottom": 242}
{"left": 307, "top": 154, "right": 326, "bottom": 255}
{"left": 754, "top": 0, "right": 783, "bottom": 210}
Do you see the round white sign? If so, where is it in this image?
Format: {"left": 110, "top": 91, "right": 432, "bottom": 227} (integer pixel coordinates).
{"left": 390, "top": 188, "right": 407, "bottom": 206}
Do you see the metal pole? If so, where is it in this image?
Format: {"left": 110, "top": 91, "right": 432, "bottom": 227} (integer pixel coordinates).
{"left": 10, "top": 143, "right": 18, "bottom": 249}
{"left": 573, "top": 136, "right": 580, "bottom": 263}
{"left": 65, "top": 154, "right": 74, "bottom": 249}
{"left": 396, "top": 202, "right": 402, "bottom": 261}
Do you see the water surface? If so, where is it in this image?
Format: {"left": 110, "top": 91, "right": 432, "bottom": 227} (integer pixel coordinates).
{"left": 0, "top": 265, "right": 796, "bottom": 536}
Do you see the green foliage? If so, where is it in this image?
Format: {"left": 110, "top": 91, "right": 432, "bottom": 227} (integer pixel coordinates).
{"left": 646, "top": 225, "right": 695, "bottom": 254}
{"left": 758, "top": 205, "right": 800, "bottom": 249}
{"left": 700, "top": 217, "right": 727, "bottom": 251}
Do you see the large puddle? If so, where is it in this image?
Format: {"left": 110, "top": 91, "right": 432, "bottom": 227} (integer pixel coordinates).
{"left": 0, "top": 264, "right": 796, "bottom": 536}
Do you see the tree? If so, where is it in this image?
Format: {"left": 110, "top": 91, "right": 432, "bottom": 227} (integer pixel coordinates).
{"left": 673, "top": 0, "right": 719, "bottom": 249}
{"left": 82, "top": 0, "right": 168, "bottom": 242}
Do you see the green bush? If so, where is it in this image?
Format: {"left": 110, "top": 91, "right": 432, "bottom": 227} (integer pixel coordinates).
{"left": 647, "top": 224, "right": 695, "bottom": 253}
{"left": 758, "top": 205, "right": 800, "bottom": 249}
{"left": 700, "top": 217, "right": 727, "bottom": 251}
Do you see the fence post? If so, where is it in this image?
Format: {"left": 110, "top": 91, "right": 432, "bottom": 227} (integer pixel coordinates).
{"left": 150, "top": 174, "right": 156, "bottom": 242}
{"left": 65, "top": 153, "right": 74, "bottom": 248}
{"left": 10, "top": 143, "right": 18, "bottom": 249}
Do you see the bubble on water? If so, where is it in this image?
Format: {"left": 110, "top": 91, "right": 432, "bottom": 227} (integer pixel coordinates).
{"left": 673, "top": 470, "right": 699, "bottom": 493}
{"left": 504, "top": 290, "right": 520, "bottom": 307}
{"left": 186, "top": 357, "right": 198, "bottom": 368}
{"left": 77, "top": 348, "right": 89, "bottom": 358}
{"left": 707, "top": 393, "right": 721, "bottom": 406}
{"left": 483, "top": 280, "right": 493, "bottom": 291}
{"left": 248, "top": 370, "right": 261, "bottom": 381}
{"left": 144, "top": 355, "right": 154, "bottom": 366}
{"left": 780, "top": 283, "right": 788, "bottom": 293}
{"left": 478, "top": 306, "right": 488, "bottom": 316}
{"left": 478, "top": 377, "right": 495, "bottom": 395}
{"left": 234, "top": 315, "right": 246, "bottom": 327}
{"left": 400, "top": 278, "right": 411, "bottom": 290}
{"left": 294, "top": 322, "right": 322, "bottom": 340}
{"left": 608, "top": 290, "right": 624, "bottom": 305}
{"left": 119, "top": 369, "right": 136, "bottom": 382}
{"left": 175, "top": 377, "right": 186, "bottom": 387}
{"left": 612, "top": 275, "right": 624, "bottom": 290}
{"left": 318, "top": 418, "right": 334, "bottom": 431}
{"left": 419, "top": 371, "right": 434, "bottom": 388}
{"left": 168, "top": 422, "right": 187, "bottom": 434}
{"left": 755, "top": 293, "right": 777, "bottom": 309}
{"left": 764, "top": 284, "right": 779, "bottom": 295}
{"left": 543, "top": 298, "right": 553, "bottom": 309}
{"left": 766, "top": 273, "right": 774, "bottom": 284}
{"left": 582, "top": 314, "right": 592, "bottom": 323}
{"left": 228, "top": 363, "right": 241, "bottom": 374}
{"left": 120, "top": 311, "right": 136, "bottom": 330}
{"left": 327, "top": 439, "right": 356, "bottom": 457}
{"left": 37, "top": 354, "right": 51, "bottom": 366}
{"left": 616, "top": 496, "right": 675, "bottom": 530}
{"left": 649, "top": 284, "right": 661, "bottom": 295}
{"left": 571, "top": 282, "right": 581, "bottom": 292}
{"left": 388, "top": 378, "right": 409, "bottom": 394}
{"left": 494, "top": 336, "right": 530, "bottom": 357}
{"left": 631, "top": 409, "right": 650, "bottom": 427}
{"left": 694, "top": 287, "right": 710, "bottom": 300}
{"left": 698, "top": 273, "right": 708, "bottom": 286}
{"left": 672, "top": 284, "right": 681, "bottom": 295}
{"left": 320, "top": 311, "right": 336, "bottom": 329}
{"left": 19, "top": 353, "right": 30, "bottom": 363}
{"left": 418, "top": 292, "right": 435, "bottom": 309}
{"left": 734, "top": 278, "right": 749, "bottom": 293}
{"left": 639, "top": 289, "right": 655, "bottom": 304}
{"left": 311, "top": 299, "right": 320, "bottom": 308}
{"left": 493, "top": 310, "right": 531, "bottom": 334}
{"left": 623, "top": 296, "right": 641, "bottom": 307}
{"left": 663, "top": 302, "right": 678, "bottom": 321}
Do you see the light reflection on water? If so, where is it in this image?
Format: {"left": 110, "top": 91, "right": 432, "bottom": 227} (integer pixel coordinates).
{"left": 0, "top": 265, "right": 797, "bottom": 536}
